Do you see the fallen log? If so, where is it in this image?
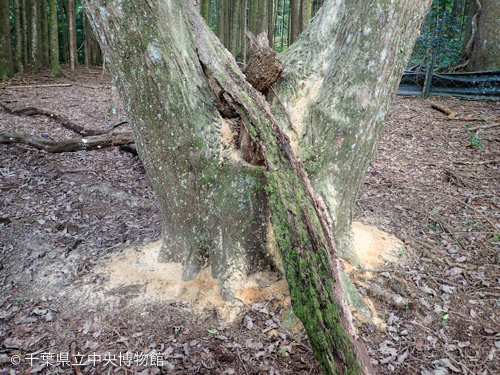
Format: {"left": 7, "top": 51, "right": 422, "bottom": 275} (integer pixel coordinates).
{"left": 0, "top": 130, "right": 134, "bottom": 153}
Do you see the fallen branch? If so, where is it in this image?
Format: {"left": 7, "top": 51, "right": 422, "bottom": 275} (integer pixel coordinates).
{"left": 467, "top": 122, "right": 500, "bottom": 131}
{"left": 0, "top": 130, "right": 134, "bottom": 153}
{"left": 0, "top": 100, "right": 128, "bottom": 136}
{"left": 430, "top": 101, "right": 456, "bottom": 118}
{"left": 454, "top": 159, "right": 500, "bottom": 166}
{"left": 2, "top": 83, "right": 72, "bottom": 89}
{"left": 351, "top": 279, "right": 413, "bottom": 309}
{"left": 437, "top": 116, "right": 488, "bottom": 121}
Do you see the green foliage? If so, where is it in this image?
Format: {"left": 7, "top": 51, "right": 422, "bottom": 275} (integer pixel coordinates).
{"left": 409, "top": 0, "right": 466, "bottom": 69}
{"left": 465, "top": 128, "right": 484, "bottom": 148}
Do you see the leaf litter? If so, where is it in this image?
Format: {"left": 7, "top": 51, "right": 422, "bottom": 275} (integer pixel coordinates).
{"left": 0, "top": 68, "right": 499, "bottom": 374}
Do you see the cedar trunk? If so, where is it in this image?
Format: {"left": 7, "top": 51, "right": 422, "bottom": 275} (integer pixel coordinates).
{"left": 49, "top": 0, "right": 64, "bottom": 76}
{"left": 0, "top": 0, "right": 13, "bottom": 80}
{"left": 84, "top": 0, "right": 431, "bottom": 373}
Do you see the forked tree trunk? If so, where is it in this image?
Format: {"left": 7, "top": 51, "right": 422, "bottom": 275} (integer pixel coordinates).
{"left": 84, "top": 0, "right": 430, "bottom": 373}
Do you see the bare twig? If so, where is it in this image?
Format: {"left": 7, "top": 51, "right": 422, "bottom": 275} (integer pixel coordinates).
{"left": 2, "top": 83, "right": 72, "bottom": 89}
{"left": 454, "top": 160, "right": 500, "bottom": 166}
{"left": 236, "top": 348, "right": 249, "bottom": 375}
{"left": 467, "top": 122, "right": 500, "bottom": 131}
{"left": 0, "top": 100, "right": 127, "bottom": 136}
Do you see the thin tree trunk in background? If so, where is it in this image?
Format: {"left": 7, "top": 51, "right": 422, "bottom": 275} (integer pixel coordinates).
{"left": 61, "top": 0, "right": 69, "bottom": 64}
{"left": 230, "top": 0, "right": 241, "bottom": 58}
{"left": 30, "top": 0, "right": 38, "bottom": 73}
{"left": 68, "top": 0, "right": 77, "bottom": 70}
{"left": 249, "top": 0, "right": 258, "bottom": 34}
{"left": 217, "top": 0, "right": 226, "bottom": 45}
{"left": 224, "top": 0, "right": 231, "bottom": 47}
{"left": 0, "top": 0, "right": 13, "bottom": 80}
{"left": 200, "top": 0, "right": 209, "bottom": 23}
{"left": 289, "top": 0, "right": 299, "bottom": 44}
{"left": 267, "top": 0, "right": 274, "bottom": 47}
{"left": 257, "top": 0, "right": 268, "bottom": 34}
{"left": 22, "top": 0, "right": 28, "bottom": 68}
{"left": 14, "top": 0, "right": 23, "bottom": 73}
{"left": 36, "top": 0, "right": 43, "bottom": 66}
{"left": 301, "top": 0, "right": 312, "bottom": 32}
{"left": 49, "top": 0, "right": 64, "bottom": 76}
{"left": 41, "top": 0, "right": 49, "bottom": 66}
{"left": 83, "top": 11, "right": 89, "bottom": 69}
{"left": 241, "top": 0, "right": 247, "bottom": 62}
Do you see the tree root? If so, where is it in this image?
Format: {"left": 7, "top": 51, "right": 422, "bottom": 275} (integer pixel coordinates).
{"left": 0, "top": 100, "right": 128, "bottom": 136}
{"left": 0, "top": 130, "right": 134, "bottom": 153}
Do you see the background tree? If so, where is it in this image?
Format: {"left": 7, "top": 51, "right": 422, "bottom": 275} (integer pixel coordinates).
{"left": 464, "top": 0, "right": 500, "bottom": 71}
{"left": 84, "top": 0, "right": 431, "bottom": 372}
{"left": 0, "top": 0, "right": 13, "bottom": 80}
{"left": 49, "top": 0, "right": 64, "bottom": 76}
{"left": 68, "top": 0, "right": 77, "bottom": 70}
{"left": 13, "top": 0, "right": 24, "bottom": 73}
{"left": 30, "top": 0, "right": 39, "bottom": 73}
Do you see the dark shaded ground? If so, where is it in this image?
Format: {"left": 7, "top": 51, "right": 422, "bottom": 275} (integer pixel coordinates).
{"left": 0, "top": 68, "right": 499, "bottom": 375}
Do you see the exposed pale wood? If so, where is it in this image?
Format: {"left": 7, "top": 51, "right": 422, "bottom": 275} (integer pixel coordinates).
{"left": 244, "top": 31, "right": 284, "bottom": 93}
{"left": 430, "top": 101, "right": 456, "bottom": 117}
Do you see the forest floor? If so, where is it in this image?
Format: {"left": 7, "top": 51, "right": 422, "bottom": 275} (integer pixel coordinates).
{"left": 0, "top": 67, "right": 499, "bottom": 375}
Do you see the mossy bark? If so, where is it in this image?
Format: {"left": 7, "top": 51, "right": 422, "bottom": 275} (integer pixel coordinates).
{"left": 85, "top": 0, "right": 430, "bottom": 373}
{"left": 273, "top": 0, "right": 432, "bottom": 267}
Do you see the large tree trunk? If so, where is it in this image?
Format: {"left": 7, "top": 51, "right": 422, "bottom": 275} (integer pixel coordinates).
{"left": 84, "top": 0, "right": 430, "bottom": 372}
{"left": 273, "top": 0, "right": 431, "bottom": 267}
{"left": 464, "top": 0, "right": 500, "bottom": 71}
{"left": 0, "top": 0, "right": 13, "bottom": 80}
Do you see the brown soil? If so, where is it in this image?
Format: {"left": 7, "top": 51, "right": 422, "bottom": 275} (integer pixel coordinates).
{"left": 1, "top": 67, "right": 499, "bottom": 375}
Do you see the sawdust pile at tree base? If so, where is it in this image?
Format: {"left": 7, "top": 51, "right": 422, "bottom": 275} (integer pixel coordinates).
{"left": 99, "top": 222, "right": 403, "bottom": 320}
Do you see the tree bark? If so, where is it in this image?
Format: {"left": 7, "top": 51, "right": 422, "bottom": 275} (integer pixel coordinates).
{"left": 14, "top": 0, "right": 24, "bottom": 73}
{"left": 68, "top": 0, "right": 77, "bottom": 70}
{"left": 83, "top": 11, "right": 90, "bottom": 69}
{"left": 300, "top": 0, "right": 312, "bottom": 33}
{"left": 200, "top": 0, "right": 209, "bottom": 23}
{"left": 84, "top": 0, "right": 431, "bottom": 372}
{"left": 49, "top": 0, "right": 64, "bottom": 76}
{"left": 465, "top": 0, "right": 500, "bottom": 71}
{"left": 30, "top": 0, "right": 38, "bottom": 74}
{"left": 22, "top": 0, "right": 28, "bottom": 68}
{"left": 241, "top": 0, "right": 248, "bottom": 62}
{"left": 0, "top": 0, "right": 13, "bottom": 80}
{"left": 41, "top": 0, "right": 49, "bottom": 66}
{"left": 230, "top": 0, "right": 241, "bottom": 58}
{"left": 289, "top": 0, "right": 300, "bottom": 45}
